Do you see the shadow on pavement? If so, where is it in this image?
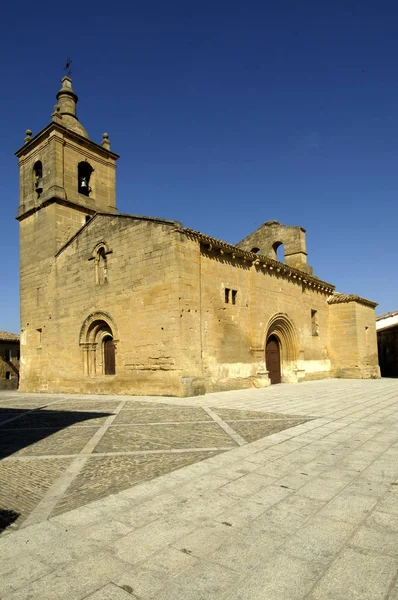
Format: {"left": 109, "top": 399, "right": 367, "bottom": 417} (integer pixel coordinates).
{"left": 0, "top": 407, "right": 113, "bottom": 460}
{"left": 0, "top": 508, "right": 19, "bottom": 534}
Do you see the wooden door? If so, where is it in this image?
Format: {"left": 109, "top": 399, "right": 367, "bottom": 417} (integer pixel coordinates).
{"left": 266, "top": 335, "right": 281, "bottom": 384}
{"left": 104, "top": 338, "right": 116, "bottom": 375}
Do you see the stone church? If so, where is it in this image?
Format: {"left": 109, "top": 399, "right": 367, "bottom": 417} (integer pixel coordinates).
{"left": 15, "top": 76, "right": 380, "bottom": 396}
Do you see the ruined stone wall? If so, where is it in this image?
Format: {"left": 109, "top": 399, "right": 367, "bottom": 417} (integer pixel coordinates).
{"left": 237, "top": 221, "right": 313, "bottom": 274}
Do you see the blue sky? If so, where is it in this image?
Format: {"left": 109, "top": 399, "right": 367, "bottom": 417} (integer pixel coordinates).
{"left": 1, "top": 0, "right": 397, "bottom": 333}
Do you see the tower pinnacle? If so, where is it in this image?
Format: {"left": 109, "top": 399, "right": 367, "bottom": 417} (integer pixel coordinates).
{"left": 52, "top": 76, "right": 89, "bottom": 139}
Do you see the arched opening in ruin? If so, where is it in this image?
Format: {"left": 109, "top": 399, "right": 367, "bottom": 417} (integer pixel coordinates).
{"left": 272, "top": 241, "right": 284, "bottom": 262}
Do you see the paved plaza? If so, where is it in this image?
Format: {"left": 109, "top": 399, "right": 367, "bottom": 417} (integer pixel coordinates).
{"left": 1, "top": 378, "right": 398, "bottom": 599}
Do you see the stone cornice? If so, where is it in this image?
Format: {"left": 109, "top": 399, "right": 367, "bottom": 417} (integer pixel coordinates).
{"left": 182, "top": 228, "right": 335, "bottom": 293}
{"left": 15, "top": 122, "right": 119, "bottom": 161}
{"left": 16, "top": 196, "right": 102, "bottom": 222}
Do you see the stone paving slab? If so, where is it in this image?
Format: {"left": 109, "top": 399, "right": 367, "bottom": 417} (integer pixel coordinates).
{"left": 1, "top": 379, "right": 398, "bottom": 599}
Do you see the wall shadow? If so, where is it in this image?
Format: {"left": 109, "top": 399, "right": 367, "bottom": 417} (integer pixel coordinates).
{"left": 0, "top": 509, "right": 20, "bottom": 534}
{"left": 0, "top": 407, "right": 112, "bottom": 460}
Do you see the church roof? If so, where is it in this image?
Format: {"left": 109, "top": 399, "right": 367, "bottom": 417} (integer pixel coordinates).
{"left": 376, "top": 310, "right": 398, "bottom": 332}
{"left": 55, "top": 212, "right": 381, "bottom": 302}
{"left": 327, "top": 292, "right": 378, "bottom": 308}
{"left": 182, "top": 227, "right": 335, "bottom": 293}
{"left": 376, "top": 310, "right": 398, "bottom": 321}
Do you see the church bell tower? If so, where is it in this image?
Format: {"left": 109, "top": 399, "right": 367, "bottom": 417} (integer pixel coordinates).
{"left": 15, "top": 76, "right": 119, "bottom": 378}
{"left": 15, "top": 75, "right": 119, "bottom": 255}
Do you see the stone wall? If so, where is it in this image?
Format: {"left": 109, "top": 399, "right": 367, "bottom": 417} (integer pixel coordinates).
{"left": 181, "top": 240, "right": 333, "bottom": 392}
{"left": 19, "top": 215, "right": 186, "bottom": 395}
{"left": 237, "top": 221, "right": 313, "bottom": 274}
{"left": 0, "top": 341, "right": 20, "bottom": 390}
{"left": 328, "top": 301, "right": 380, "bottom": 378}
{"left": 19, "top": 215, "right": 381, "bottom": 395}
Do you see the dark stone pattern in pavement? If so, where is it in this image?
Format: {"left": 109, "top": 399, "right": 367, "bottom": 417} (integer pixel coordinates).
{"left": 0, "top": 426, "right": 99, "bottom": 457}
{"left": 213, "top": 408, "right": 314, "bottom": 421}
{"left": 0, "top": 458, "right": 73, "bottom": 532}
{"left": 51, "top": 451, "right": 221, "bottom": 516}
{"left": 94, "top": 423, "right": 238, "bottom": 453}
{"left": 42, "top": 401, "right": 121, "bottom": 412}
{"left": 1, "top": 413, "right": 111, "bottom": 429}
{"left": 113, "top": 407, "right": 212, "bottom": 424}
{"left": 0, "top": 395, "right": 312, "bottom": 534}
{"left": 226, "top": 418, "right": 310, "bottom": 443}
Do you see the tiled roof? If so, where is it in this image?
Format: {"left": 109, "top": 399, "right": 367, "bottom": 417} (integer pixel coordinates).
{"left": 182, "top": 228, "right": 335, "bottom": 293}
{"left": 376, "top": 310, "right": 398, "bottom": 321}
{"left": 327, "top": 293, "right": 378, "bottom": 309}
{"left": 0, "top": 331, "right": 20, "bottom": 342}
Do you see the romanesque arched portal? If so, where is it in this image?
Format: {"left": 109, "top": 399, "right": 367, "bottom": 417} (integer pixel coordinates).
{"left": 79, "top": 312, "right": 118, "bottom": 376}
{"left": 264, "top": 313, "right": 299, "bottom": 383}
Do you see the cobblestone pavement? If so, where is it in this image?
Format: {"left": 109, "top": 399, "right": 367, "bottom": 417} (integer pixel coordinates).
{"left": 0, "top": 392, "right": 311, "bottom": 532}
{"left": 2, "top": 378, "right": 398, "bottom": 600}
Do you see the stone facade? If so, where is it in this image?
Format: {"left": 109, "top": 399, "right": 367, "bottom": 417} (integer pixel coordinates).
{"left": 15, "top": 77, "right": 380, "bottom": 396}
{"left": 0, "top": 332, "right": 20, "bottom": 390}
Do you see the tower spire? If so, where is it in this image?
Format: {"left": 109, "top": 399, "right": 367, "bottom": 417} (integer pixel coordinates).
{"left": 52, "top": 75, "right": 89, "bottom": 139}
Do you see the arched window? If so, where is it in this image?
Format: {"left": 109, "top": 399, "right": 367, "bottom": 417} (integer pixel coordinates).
{"left": 33, "top": 161, "right": 43, "bottom": 196}
{"left": 273, "top": 241, "right": 284, "bottom": 262}
{"left": 251, "top": 247, "right": 261, "bottom": 254}
{"left": 78, "top": 161, "right": 93, "bottom": 196}
{"left": 95, "top": 246, "right": 108, "bottom": 285}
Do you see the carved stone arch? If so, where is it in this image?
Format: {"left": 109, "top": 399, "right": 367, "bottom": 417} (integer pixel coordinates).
{"left": 79, "top": 312, "right": 118, "bottom": 376}
{"left": 263, "top": 313, "right": 299, "bottom": 383}
{"left": 79, "top": 311, "right": 118, "bottom": 344}
{"left": 91, "top": 241, "right": 112, "bottom": 259}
